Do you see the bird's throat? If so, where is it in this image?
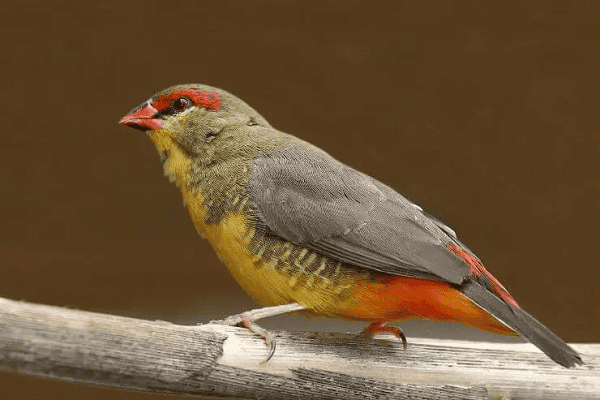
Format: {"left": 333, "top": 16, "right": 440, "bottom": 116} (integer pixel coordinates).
{"left": 147, "top": 131, "right": 192, "bottom": 188}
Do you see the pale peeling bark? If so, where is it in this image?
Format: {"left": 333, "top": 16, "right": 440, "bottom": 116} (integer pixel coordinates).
{"left": 0, "top": 297, "right": 598, "bottom": 400}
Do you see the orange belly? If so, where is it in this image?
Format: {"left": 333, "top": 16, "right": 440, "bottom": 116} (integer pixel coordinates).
{"left": 340, "top": 275, "right": 516, "bottom": 335}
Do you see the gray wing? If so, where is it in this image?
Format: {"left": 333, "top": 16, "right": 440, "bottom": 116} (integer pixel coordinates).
{"left": 247, "top": 144, "right": 472, "bottom": 284}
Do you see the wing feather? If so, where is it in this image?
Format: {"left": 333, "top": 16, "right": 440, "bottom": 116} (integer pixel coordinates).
{"left": 247, "top": 144, "right": 471, "bottom": 284}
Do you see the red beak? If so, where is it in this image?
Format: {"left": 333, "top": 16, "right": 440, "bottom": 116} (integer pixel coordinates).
{"left": 119, "top": 102, "right": 163, "bottom": 131}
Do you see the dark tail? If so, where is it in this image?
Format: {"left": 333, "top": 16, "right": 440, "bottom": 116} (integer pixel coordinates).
{"left": 461, "top": 280, "right": 583, "bottom": 368}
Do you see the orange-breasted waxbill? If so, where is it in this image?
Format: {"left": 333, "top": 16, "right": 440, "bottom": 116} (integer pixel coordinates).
{"left": 120, "top": 84, "right": 582, "bottom": 368}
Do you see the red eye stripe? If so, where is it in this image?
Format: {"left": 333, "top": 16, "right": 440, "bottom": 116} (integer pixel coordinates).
{"left": 152, "top": 89, "right": 221, "bottom": 112}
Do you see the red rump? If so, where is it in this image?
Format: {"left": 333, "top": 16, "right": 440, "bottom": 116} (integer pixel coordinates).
{"left": 153, "top": 89, "right": 221, "bottom": 112}
{"left": 447, "top": 244, "right": 520, "bottom": 308}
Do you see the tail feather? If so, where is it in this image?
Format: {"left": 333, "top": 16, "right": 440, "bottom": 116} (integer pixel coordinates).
{"left": 461, "top": 280, "right": 583, "bottom": 368}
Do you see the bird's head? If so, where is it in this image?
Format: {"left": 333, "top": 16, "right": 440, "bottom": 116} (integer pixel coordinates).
{"left": 119, "top": 84, "right": 278, "bottom": 171}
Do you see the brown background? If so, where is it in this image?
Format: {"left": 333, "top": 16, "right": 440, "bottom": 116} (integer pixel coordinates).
{"left": 2, "top": 1, "right": 599, "bottom": 398}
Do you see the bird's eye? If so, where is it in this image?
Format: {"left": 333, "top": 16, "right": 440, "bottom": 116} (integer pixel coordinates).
{"left": 173, "top": 98, "right": 189, "bottom": 111}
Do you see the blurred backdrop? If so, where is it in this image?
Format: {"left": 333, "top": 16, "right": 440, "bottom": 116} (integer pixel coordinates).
{"left": 1, "top": 1, "right": 599, "bottom": 398}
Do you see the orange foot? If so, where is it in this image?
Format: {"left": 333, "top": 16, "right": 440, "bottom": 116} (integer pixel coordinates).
{"left": 361, "top": 321, "right": 408, "bottom": 350}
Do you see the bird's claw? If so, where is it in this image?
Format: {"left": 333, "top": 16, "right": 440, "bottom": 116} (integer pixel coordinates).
{"left": 237, "top": 317, "right": 277, "bottom": 363}
{"left": 361, "top": 322, "right": 408, "bottom": 351}
{"left": 207, "top": 304, "right": 305, "bottom": 363}
{"left": 209, "top": 314, "right": 277, "bottom": 363}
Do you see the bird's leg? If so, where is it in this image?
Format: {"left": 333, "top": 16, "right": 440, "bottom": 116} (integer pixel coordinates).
{"left": 209, "top": 303, "right": 306, "bottom": 362}
{"left": 361, "top": 321, "right": 408, "bottom": 351}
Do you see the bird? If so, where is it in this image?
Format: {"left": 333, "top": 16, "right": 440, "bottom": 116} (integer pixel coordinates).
{"left": 119, "top": 83, "right": 583, "bottom": 368}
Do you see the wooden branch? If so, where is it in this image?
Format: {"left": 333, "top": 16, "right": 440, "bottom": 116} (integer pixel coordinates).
{"left": 0, "top": 297, "right": 598, "bottom": 400}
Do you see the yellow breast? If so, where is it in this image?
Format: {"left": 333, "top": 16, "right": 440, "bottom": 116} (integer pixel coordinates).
{"left": 183, "top": 187, "right": 366, "bottom": 315}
